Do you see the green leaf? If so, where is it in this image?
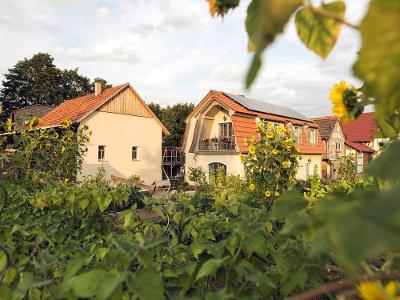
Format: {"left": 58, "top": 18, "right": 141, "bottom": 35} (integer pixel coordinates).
{"left": 12, "top": 272, "right": 51, "bottom": 300}
{"left": 245, "top": 0, "right": 302, "bottom": 87}
{"left": 246, "top": 232, "right": 267, "bottom": 257}
{"left": 63, "top": 255, "right": 93, "bottom": 281}
{"left": 195, "top": 259, "right": 222, "bottom": 281}
{"left": 0, "top": 250, "right": 8, "bottom": 273}
{"left": 271, "top": 190, "right": 307, "bottom": 219}
{"left": 132, "top": 269, "right": 164, "bottom": 300}
{"left": 366, "top": 140, "right": 400, "bottom": 180}
{"left": 3, "top": 268, "right": 16, "bottom": 285}
{"left": 295, "top": 1, "right": 345, "bottom": 59}
{"left": 68, "top": 269, "right": 124, "bottom": 300}
{"left": 353, "top": 0, "right": 400, "bottom": 136}
{"left": 191, "top": 238, "right": 207, "bottom": 259}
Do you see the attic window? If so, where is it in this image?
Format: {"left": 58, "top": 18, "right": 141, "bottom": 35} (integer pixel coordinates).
{"left": 308, "top": 128, "right": 318, "bottom": 145}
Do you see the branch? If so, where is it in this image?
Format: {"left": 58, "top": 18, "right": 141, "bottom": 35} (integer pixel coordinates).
{"left": 287, "top": 272, "right": 400, "bottom": 300}
{"left": 305, "top": 4, "right": 360, "bottom": 30}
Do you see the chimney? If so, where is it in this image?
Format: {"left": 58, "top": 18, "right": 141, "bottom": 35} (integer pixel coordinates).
{"left": 94, "top": 81, "right": 102, "bottom": 97}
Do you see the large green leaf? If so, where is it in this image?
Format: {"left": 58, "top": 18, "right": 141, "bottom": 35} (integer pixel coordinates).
{"left": 271, "top": 190, "right": 307, "bottom": 219}
{"left": 195, "top": 258, "right": 222, "bottom": 281}
{"left": 132, "top": 268, "right": 164, "bottom": 300}
{"left": 295, "top": 1, "right": 345, "bottom": 59}
{"left": 245, "top": 0, "right": 302, "bottom": 87}
{"left": 353, "top": 0, "right": 400, "bottom": 137}
{"left": 0, "top": 250, "right": 8, "bottom": 273}
{"left": 366, "top": 140, "right": 400, "bottom": 180}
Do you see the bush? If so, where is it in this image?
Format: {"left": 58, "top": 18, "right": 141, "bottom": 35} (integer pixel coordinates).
{"left": 338, "top": 154, "right": 356, "bottom": 182}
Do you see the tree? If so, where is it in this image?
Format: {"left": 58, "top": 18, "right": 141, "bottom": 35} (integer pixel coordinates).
{"left": 0, "top": 53, "right": 110, "bottom": 118}
{"left": 148, "top": 102, "right": 194, "bottom": 148}
{"left": 92, "top": 77, "right": 112, "bottom": 91}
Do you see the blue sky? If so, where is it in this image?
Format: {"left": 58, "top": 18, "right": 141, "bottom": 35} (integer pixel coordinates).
{"left": 0, "top": 0, "right": 368, "bottom": 117}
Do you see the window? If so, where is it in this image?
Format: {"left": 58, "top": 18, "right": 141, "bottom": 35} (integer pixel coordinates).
{"left": 335, "top": 142, "right": 342, "bottom": 151}
{"left": 132, "top": 146, "right": 138, "bottom": 160}
{"left": 208, "top": 162, "right": 227, "bottom": 181}
{"left": 219, "top": 122, "right": 233, "bottom": 138}
{"left": 292, "top": 126, "right": 302, "bottom": 145}
{"left": 308, "top": 128, "right": 317, "bottom": 145}
{"left": 98, "top": 145, "right": 105, "bottom": 161}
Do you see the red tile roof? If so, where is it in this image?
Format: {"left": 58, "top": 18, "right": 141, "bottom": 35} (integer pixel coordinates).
{"left": 40, "top": 84, "right": 127, "bottom": 127}
{"left": 340, "top": 112, "right": 378, "bottom": 142}
{"left": 345, "top": 141, "right": 375, "bottom": 153}
{"left": 39, "top": 83, "right": 169, "bottom": 135}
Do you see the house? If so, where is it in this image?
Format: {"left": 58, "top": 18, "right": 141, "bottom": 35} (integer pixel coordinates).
{"left": 312, "top": 117, "right": 345, "bottom": 180}
{"left": 182, "top": 90, "right": 324, "bottom": 183}
{"left": 312, "top": 112, "right": 383, "bottom": 177}
{"left": 11, "top": 105, "right": 54, "bottom": 131}
{"left": 39, "top": 82, "right": 169, "bottom": 185}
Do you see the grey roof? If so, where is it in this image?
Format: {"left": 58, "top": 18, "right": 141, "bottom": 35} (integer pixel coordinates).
{"left": 223, "top": 92, "right": 309, "bottom": 121}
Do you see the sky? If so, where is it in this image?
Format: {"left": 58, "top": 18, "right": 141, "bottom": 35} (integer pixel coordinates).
{"left": 0, "top": 0, "right": 369, "bottom": 117}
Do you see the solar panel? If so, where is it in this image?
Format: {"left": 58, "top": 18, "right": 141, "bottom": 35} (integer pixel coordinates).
{"left": 223, "top": 92, "right": 309, "bottom": 121}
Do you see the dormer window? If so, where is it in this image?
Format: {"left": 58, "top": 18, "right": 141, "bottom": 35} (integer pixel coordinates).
{"left": 292, "top": 126, "right": 302, "bottom": 145}
{"left": 308, "top": 128, "right": 318, "bottom": 145}
{"left": 219, "top": 122, "right": 233, "bottom": 138}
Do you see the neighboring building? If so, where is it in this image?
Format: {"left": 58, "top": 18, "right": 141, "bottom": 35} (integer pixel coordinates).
{"left": 11, "top": 105, "right": 54, "bottom": 131}
{"left": 312, "top": 117, "right": 345, "bottom": 180}
{"left": 39, "top": 82, "right": 169, "bottom": 184}
{"left": 182, "top": 90, "right": 324, "bottom": 183}
{"left": 312, "top": 112, "right": 383, "bottom": 177}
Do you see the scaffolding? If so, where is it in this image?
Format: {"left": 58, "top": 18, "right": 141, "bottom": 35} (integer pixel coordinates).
{"left": 162, "top": 147, "right": 184, "bottom": 181}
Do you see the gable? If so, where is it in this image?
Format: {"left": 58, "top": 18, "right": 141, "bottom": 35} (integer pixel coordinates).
{"left": 98, "top": 87, "right": 153, "bottom": 118}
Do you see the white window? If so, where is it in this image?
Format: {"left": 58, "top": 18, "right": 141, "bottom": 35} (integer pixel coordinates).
{"left": 208, "top": 162, "right": 227, "bottom": 181}
{"left": 292, "top": 126, "right": 302, "bottom": 145}
{"left": 132, "top": 146, "right": 138, "bottom": 160}
{"left": 219, "top": 122, "right": 233, "bottom": 138}
{"left": 98, "top": 145, "right": 105, "bottom": 161}
{"left": 308, "top": 128, "right": 318, "bottom": 145}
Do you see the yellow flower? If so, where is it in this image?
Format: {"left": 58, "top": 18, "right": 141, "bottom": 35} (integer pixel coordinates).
{"left": 249, "top": 183, "right": 255, "bottom": 191}
{"left": 264, "top": 191, "right": 271, "bottom": 198}
{"left": 21, "top": 131, "right": 27, "bottom": 137}
{"left": 267, "top": 122, "right": 273, "bottom": 129}
{"left": 64, "top": 178, "right": 69, "bottom": 184}
{"left": 249, "top": 146, "right": 256, "bottom": 155}
{"left": 28, "top": 117, "right": 40, "bottom": 130}
{"left": 208, "top": 0, "right": 217, "bottom": 16}
{"left": 6, "top": 118, "right": 12, "bottom": 132}
{"left": 251, "top": 136, "right": 256, "bottom": 142}
{"left": 61, "top": 146, "right": 65, "bottom": 154}
{"left": 286, "top": 145, "right": 292, "bottom": 151}
{"left": 271, "top": 149, "right": 278, "bottom": 155}
{"left": 275, "top": 192, "right": 280, "bottom": 197}
{"left": 45, "top": 143, "right": 51, "bottom": 149}
{"left": 244, "top": 137, "right": 249, "bottom": 145}
{"left": 282, "top": 161, "right": 290, "bottom": 168}
{"left": 239, "top": 154, "right": 244, "bottom": 162}
{"left": 266, "top": 132, "right": 274, "bottom": 139}
{"left": 290, "top": 153, "right": 297, "bottom": 158}
{"left": 61, "top": 119, "right": 72, "bottom": 129}
{"left": 0, "top": 105, "right": 3, "bottom": 115}
{"left": 329, "top": 80, "right": 358, "bottom": 123}
{"left": 358, "top": 281, "right": 400, "bottom": 300}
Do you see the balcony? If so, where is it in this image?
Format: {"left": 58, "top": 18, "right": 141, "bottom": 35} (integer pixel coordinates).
{"left": 198, "top": 137, "right": 236, "bottom": 151}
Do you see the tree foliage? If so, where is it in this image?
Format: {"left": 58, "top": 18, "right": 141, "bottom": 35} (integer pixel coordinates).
{"left": 0, "top": 53, "right": 111, "bottom": 119}
{"left": 148, "top": 102, "right": 194, "bottom": 147}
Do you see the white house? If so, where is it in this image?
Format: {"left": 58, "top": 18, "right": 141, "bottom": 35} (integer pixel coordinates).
{"left": 39, "top": 82, "right": 169, "bottom": 185}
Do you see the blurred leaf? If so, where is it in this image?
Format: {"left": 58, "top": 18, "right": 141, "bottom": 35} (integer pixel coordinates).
{"left": 367, "top": 140, "right": 400, "bottom": 180}
{"left": 195, "top": 259, "right": 222, "bottom": 281}
{"left": 271, "top": 190, "right": 307, "bottom": 219}
{"left": 245, "top": 0, "right": 302, "bottom": 87}
{"left": 353, "top": 0, "right": 400, "bottom": 137}
{"left": 132, "top": 268, "right": 164, "bottom": 300}
{"left": 12, "top": 272, "right": 51, "bottom": 300}
{"left": 0, "top": 250, "right": 8, "bottom": 273}
{"left": 246, "top": 232, "right": 267, "bottom": 257}
{"left": 295, "top": 1, "right": 345, "bottom": 59}
{"left": 63, "top": 255, "right": 93, "bottom": 281}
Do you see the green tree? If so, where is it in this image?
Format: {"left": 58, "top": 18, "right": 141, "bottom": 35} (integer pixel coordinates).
{"left": 0, "top": 53, "right": 109, "bottom": 119}
{"left": 92, "top": 77, "right": 112, "bottom": 91}
{"left": 148, "top": 102, "right": 194, "bottom": 147}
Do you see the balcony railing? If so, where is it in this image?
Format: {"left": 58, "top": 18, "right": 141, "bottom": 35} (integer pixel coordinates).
{"left": 198, "top": 137, "right": 236, "bottom": 151}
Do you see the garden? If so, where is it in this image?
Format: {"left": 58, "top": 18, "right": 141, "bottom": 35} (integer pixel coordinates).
{"left": 0, "top": 0, "right": 399, "bottom": 299}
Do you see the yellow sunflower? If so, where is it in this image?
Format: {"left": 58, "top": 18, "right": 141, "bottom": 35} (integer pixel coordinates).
{"left": 282, "top": 161, "right": 290, "bottom": 169}
{"left": 61, "top": 146, "right": 65, "bottom": 154}
{"left": 61, "top": 119, "right": 72, "bottom": 129}
{"left": 208, "top": 0, "right": 217, "bottom": 16}
{"left": 249, "top": 146, "right": 256, "bottom": 155}
{"left": 275, "top": 192, "right": 280, "bottom": 197}
{"left": 267, "top": 122, "right": 273, "bottom": 129}
{"left": 6, "top": 118, "right": 12, "bottom": 132}
{"left": 249, "top": 183, "right": 255, "bottom": 191}
{"left": 244, "top": 137, "right": 249, "bottom": 145}
{"left": 28, "top": 117, "right": 40, "bottom": 130}
{"left": 266, "top": 132, "right": 274, "bottom": 139}
{"left": 329, "top": 80, "right": 357, "bottom": 123}
{"left": 358, "top": 281, "right": 400, "bottom": 300}
{"left": 264, "top": 191, "right": 271, "bottom": 198}
{"left": 286, "top": 145, "right": 292, "bottom": 151}
{"left": 271, "top": 149, "right": 278, "bottom": 155}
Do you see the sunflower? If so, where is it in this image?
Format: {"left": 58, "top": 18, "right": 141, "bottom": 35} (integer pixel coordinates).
{"left": 61, "top": 146, "right": 65, "bottom": 154}
{"left": 266, "top": 132, "right": 274, "bottom": 139}
{"left": 271, "top": 149, "right": 278, "bottom": 155}
{"left": 28, "top": 117, "right": 40, "bottom": 130}
{"left": 286, "top": 145, "right": 292, "bottom": 151}
{"left": 61, "top": 119, "right": 72, "bottom": 129}
{"left": 208, "top": 0, "right": 217, "bottom": 16}
{"left": 282, "top": 161, "right": 290, "bottom": 169}
{"left": 329, "top": 81, "right": 359, "bottom": 123}
{"left": 249, "top": 146, "right": 256, "bottom": 155}
{"left": 275, "top": 191, "right": 280, "bottom": 197}
{"left": 358, "top": 281, "right": 400, "bottom": 300}
{"left": 249, "top": 183, "right": 255, "bottom": 191}
{"left": 264, "top": 191, "right": 271, "bottom": 198}
{"left": 6, "top": 118, "right": 12, "bottom": 132}
{"left": 244, "top": 137, "right": 249, "bottom": 145}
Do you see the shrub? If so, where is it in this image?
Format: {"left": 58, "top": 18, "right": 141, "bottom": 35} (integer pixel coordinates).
{"left": 338, "top": 154, "right": 356, "bottom": 182}
{"left": 188, "top": 166, "right": 207, "bottom": 187}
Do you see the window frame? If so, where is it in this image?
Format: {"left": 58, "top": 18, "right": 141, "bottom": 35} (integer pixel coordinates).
{"left": 292, "top": 126, "right": 302, "bottom": 145}
{"left": 132, "top": 146, "right": 139, "bottom": 161}
{"left": 98, "top": 145, "right": 106, "bottom": 161}
{"left": 308, "top": 128, "right": 318, "bottom": 145}
{"left": 218, "top": 121, "right": 233, "bottom": 138}
{"left": 335, "top": 142, "right": 342, "bottom": 151}
{"left": 208, "top": 162, "right": 227, "bottom": 182}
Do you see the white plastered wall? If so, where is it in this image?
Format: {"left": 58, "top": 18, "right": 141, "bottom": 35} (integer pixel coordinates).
{"left": 78, "top": 111, "right": 162, "bottom": 185}
{"left": 296, "top": 154, "right": 322, "bottom": 180}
